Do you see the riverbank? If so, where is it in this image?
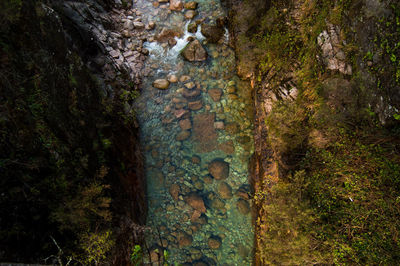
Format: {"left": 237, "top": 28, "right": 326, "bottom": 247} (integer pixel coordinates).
{"left": 225, "top": 0, "right": 400, "bottom": 264}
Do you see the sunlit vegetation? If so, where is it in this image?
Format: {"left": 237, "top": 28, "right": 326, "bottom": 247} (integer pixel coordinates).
{"left": 244, "top": 0, "right": 400, "bottom": 264}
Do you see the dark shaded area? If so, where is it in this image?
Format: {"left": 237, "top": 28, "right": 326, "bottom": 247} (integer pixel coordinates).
{"left": 0, "top": 0, "right": 145, "bottom": 264}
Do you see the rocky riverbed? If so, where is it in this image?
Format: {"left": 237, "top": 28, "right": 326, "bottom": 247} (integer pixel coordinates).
{"left": 133, "top": 0, "right": 254, "bottom": 264}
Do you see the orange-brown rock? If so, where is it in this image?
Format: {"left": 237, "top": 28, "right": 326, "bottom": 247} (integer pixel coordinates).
{"left": 184, "top": 193, "right": 206, "bottom": 213}
{"left": 179, "top": 118, "right": 192, "bottom": 130}
{"left": 218, "top": 140, "right": 235, "bottom": 154}
{"left": 188, "top": 100, "right": 203, "bottom": 110}
{"left": 236, "top": 199, "right": 250, "bottom": 215}
{"left": 218, "top": 182, "right": 232, "bottom": 199}
{"left": 169, "top": 184, "right": 180, "bottom": 201}
{"left": 176, "top": 130, "right": 191, "bottom": 141}
{"left": 208, "top": 236, "right": 222, "bottom": 249}
{"left": 208, "top": 159, "right": 229, "bottom": 180}
{"left": 178, "top": 231, "right": 193, "bottom": 247}
{"left": 208, "top": 88, "right": 222, "bottom": 102}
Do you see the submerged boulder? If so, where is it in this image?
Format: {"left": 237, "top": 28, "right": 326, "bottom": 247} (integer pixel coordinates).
{"left": 181, "top": 39, "right": 207, "bottom": 61}
{"left": 208, "top": 159, "right": 229, "bottom": 180}
{"left": 201, "top": 23, "right": 224, "bottom": 43}
{"left": 185, "top": 192, "right": 206, "bottom": 213}
{"left": 153, "top": 79, "right": 170, "bottom": 89}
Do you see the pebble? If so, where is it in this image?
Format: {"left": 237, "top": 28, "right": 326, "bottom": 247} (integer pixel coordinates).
{"left": 188, "top": 100, "right": 203, "bottom": 110}
{"left": 208, "top": 236, "right": 222, "bottom": 249}
{"left": 179, "top": 75, "right": 191, "bottom": 82}
{"left": 184, "top": 10, "right": 197, "bottom": 19}
{"left": 168, "top": 74, "right": 178, "bottom": 83}
{"left": 185, "top": 82, "right": 196, "bottom": 89}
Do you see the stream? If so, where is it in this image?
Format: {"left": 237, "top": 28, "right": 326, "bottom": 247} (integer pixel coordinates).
{"left": 134, "top": 0, "right": 254, "bottom": 264}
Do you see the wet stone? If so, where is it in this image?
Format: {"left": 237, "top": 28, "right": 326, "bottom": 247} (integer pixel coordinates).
{"left": 208, "top": 88, "right": 222, "bottom": 102}
{"left": 184, "top": 1, "right": 198, "bottom": 10}
{"left": 179, "top": 118, "right": 192, "bottom": 130}
{"left": 179, "top": 75, "right": 191, "bottom": 82}
{"left": 188, "top": 100, "right": 203, "bottom": 110}
{"left": 208, "top": 236, "right": 222, "bottom": 249}
{"left": 153, "top": 79, "right": 170, "bottom": 89}
{"left": 169, "top": 0, "right": 184, "bottom": 11}
{"left": 236, "top": 199, "right": 250, "bottom": 215}
{"left": 178, "top": 231, "right": 193, "bottom": 247}
{"left": 176, "top": 130, "right": 191, "bottom": 141}
{"left": 203, "top": 176, "right": 213, "bottom": 184}
{"left": 184, "top": 192, "right": 206, "bottom": 213}
{"left": 208, "top": 159, "right": 229, "bottom": 180}
{"left": 218, "top": 182, "right": 232, "bottom": 199}
{"left": 191, "top": 155, "right": 201, "bottom": 164}
{"left": 184, "top": 10, "right": 197, "bottom": 19}
{"left": 168, "top": 74, "right": 178, "bottom": 83}
{"left": 183, "top": 89, "right": 201, "bottom": 99}
{"left": 169, "top": 183, "right": 180, "bottom": 201}
{"left": 211, "top": 198, "right": 225, "bottom": 210}
{"left": 188, "top": 23, "right": 198, "bottom": 33}
{"left": 181, "top": 40, "right": 207, "bottom": 61}
{"left": 185, "top": 82, "right": 196, "bottom": 89}
{"left": 201, "top": 23, "right": 224, "bottom": 43}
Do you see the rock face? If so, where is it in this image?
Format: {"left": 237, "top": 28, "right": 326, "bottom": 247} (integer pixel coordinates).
{"left": 153, "top": 79, "right": 170, "bottom": 89}
{"left": 201, "top": 23, "right": 224, "bottom": 43}
{"left": 208, "top": 159, "right": 229, "bottom": 180}
{"left": 185, "top": 193, "right": 206, "bottom": 213}
{"left": 181, "top": 40, "right": 208, "bottom": 61}
{"left": 317, "top": 23, "right": 352, "bottom": 75}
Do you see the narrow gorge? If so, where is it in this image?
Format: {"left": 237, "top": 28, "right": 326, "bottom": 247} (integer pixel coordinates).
{"left": 1, "top": 0, "right": 400, "bottom": 265}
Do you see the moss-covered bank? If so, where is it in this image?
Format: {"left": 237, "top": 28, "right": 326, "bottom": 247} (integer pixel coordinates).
{"left": 225, "top": 0, "right": 400, "bottom": 264}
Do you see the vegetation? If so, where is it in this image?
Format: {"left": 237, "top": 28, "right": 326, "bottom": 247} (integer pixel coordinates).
{"left": 239, "top": 0, "right": 400, "bottom": 264}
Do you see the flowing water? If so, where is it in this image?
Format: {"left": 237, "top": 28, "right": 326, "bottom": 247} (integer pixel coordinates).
{"left": 134, "top": 0, "right": 254, "bottom": 264}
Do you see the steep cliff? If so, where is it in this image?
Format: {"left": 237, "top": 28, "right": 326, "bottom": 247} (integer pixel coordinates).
{"left": 0, "top": 0, "right": 146, "bottom": 264}
{"left": 225, "top": 0, "right": 400, "bottom": 264}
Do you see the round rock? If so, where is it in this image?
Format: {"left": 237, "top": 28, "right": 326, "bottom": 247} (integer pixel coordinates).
{"left": 208, "top": 159, "right": 229, "bottom": 180}
{"left": 218, "top": 182, "right": 232, "bottom": 199}
{"left": 208, "top": 236, "right": 222, "bottom": 249}
{"left": 236, "top": 199, "right": 250, "bottom": 215}
{"left": 153, "top": 79, "right": 170, "bottom": 89}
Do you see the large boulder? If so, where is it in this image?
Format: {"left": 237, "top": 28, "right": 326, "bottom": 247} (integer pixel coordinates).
{"left": 181, "top": 39, "right": 207, "bottom": 61}
{"left": 185, "top": 193, "right": 206, "bottom": 213}
{"left": 208, "top": 159, "right": 229, "bottom": 180}
{"left": 201, "top": 23, "right": 224, "bottom": 43}
{"left": 218, "top": 182, "right": 232, "bottom": 199}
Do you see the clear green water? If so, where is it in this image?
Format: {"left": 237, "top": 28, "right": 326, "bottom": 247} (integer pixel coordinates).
{"left": 135, "top": 0, "right": 254, "bottom": 264}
